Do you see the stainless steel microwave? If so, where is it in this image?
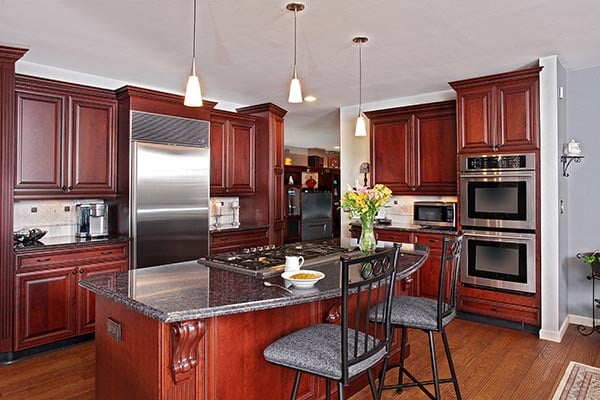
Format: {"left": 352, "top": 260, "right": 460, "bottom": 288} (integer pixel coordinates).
{"left": 413, "top": 201, "right": 456, "bottom": 229}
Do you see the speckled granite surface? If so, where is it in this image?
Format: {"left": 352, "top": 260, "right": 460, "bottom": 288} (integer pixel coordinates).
{"left": 79, "top": 243, "right": 429, "bottom": 323}
{"left": 350, "top": 221, "right": 459, "bottom": 236}
{"left": 13, "top": 235, "right": 129, "bottom": 252}
{"left": 209, "top": 224, "right": 269, "bottom": 234}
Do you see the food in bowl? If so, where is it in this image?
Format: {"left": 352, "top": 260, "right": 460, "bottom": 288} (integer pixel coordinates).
{"left": 281, "top": 269, "right": 325, "bottom": 289}
{"left": 289, "top": 272, "right": 321, "bottom": 280}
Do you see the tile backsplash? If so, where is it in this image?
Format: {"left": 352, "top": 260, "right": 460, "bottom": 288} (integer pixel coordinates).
{"left": 14, "top": 199, "right": 104, "bottom": 238}
{"left": 209, "top": 196, "right": 240, "bottom": 230}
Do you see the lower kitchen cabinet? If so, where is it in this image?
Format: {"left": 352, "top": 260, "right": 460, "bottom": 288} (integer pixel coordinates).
{"left": 210, "top": 227, "right": 269, "bottom": 254}
{"left": 14, "top": 241, "right": 128, "bottom": 350}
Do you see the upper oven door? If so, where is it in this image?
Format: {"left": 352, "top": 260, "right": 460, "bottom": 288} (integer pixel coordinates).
{"left": 460, "top": 170, "right": 535, "bottom": 231}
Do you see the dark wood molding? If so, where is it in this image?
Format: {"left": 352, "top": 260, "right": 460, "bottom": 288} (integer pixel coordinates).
{"left": 364, "top": 99, "right": 456, "bottom": 122}
{"left": 448, "top": 65, "right": 543, "bottom": 90}
{"left": 237, "top": 102, "right": 288, "bottom": 118}
{"left": 170, "top": 320, "right": 205, "bottom": 383}
{"left": 15, "top": 74, "right": 116, "bottom": 100}
{"left": 210, "top": 108, "right": 258, "bottom": 123}
{"left": 0, "top": 46, "right": 27, "bottom": 353}
{"left": 115, "top": 85, "right": 217, "bottom": 110}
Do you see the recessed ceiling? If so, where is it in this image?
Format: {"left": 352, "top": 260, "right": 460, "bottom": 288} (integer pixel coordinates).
{"left": 1, "top": 0, "right": 600, "bottom": 151}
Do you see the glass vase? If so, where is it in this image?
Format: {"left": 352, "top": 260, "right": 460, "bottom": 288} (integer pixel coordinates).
{"left": 359, "top": 214, "right": 377, "bottom": 253}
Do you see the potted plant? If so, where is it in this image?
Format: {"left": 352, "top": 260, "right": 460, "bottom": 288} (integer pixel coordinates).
{"left": 578, "top": 251, "right": 600, "bottom": 276}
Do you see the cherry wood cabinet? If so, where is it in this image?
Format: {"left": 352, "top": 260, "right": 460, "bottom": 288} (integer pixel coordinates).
{"left": 412, "top": 232, "right": 461, "bottom": 299}
{"left": 449, "top": 66, "right": 541, "bottom": 154}
{"left": 14, "top": 241, "right": 128, "bottom": 350}
{"left": 210, "top": 228, "right": 269, "bottom": 255}
{"left": 14, "top": 75, "right": 118, "bottom": 199}
{"left": 209, "top": 110, "right": 256, "bottom": 195}
{"left": 366, "top": 100, "right": 457, "bottom": 195}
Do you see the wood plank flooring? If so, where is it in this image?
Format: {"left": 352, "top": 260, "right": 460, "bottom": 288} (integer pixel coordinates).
{"left": 1, "top": 319, "right": 599, "bottom": 399}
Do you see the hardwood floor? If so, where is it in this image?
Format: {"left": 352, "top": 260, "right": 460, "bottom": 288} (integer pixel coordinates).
{"left": 0, "top": 319, "right": 599, "bottom": 399}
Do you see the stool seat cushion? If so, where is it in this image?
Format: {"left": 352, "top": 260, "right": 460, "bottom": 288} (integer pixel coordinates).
{"left": 263, "top": 323, "right": 386, "bottom": 380}
{"left": 371, "top": 296, "right": 455, "bottom": 331}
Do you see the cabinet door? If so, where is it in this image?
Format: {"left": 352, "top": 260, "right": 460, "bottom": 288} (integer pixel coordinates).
{"left": 77, "top": 261, "right": 126, "bottom": 334}
{"left": 227, "top": 119, "right": 256, "bottom": 194}
{"left": 15, "top": 267, "right": 76, "bottom": 350}
{"left": 413, "top": 109, "right": 457, "bottom": 194}
{"left": 414, "top": 233, "right": 446, "bottom": 298}
{"left": 209, "top": 117, "right": 228, "bottom": 194}
{"left": 456, "top": 84, "right": 494, "bottom": 153}
{"left": 69, "top": 97, "right": 117, "bottom": 195}
{"left": 495, "top": 77, "right": 539, "bottom": 151}
{"left": 371, "top": 117, "right": 411, "bottom": 193}
{"left": 14, "top": 91, "right": 66, "bottom": 193}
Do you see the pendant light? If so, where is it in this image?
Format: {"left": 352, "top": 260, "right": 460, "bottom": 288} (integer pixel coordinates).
{"left": 184, "top": 0, "right": 203, "bottom": 107}
{"left": 287, "top": 3, "right": 304, "bottom": 103}
{"left": 353, "top": 36, "right": 368, "bottom": 136}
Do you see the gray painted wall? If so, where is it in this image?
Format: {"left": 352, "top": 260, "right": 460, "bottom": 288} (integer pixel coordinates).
{"left": 567, "top": 65, "right": 600, "bottom": 318}
{"left": 558, "top": 60, "right": 569, "bottom": 324}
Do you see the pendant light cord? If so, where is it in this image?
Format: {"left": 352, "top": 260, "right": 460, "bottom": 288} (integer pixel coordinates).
{"left": 293, "top": 7, "right": 298, "bottom": 75}
{"left": 192, "top": 0, "right": 197, "bottom": 72}
{"left": 358, "top": 40, "right": 362, "bottom": 115}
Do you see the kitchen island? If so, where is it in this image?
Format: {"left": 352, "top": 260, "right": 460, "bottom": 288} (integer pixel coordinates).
{"left": 80, "top": 243, "right": 429, "bottom": 400}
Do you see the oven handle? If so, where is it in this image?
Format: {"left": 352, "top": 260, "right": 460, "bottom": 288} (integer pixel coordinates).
{"left": 463, "top": 230, "right": 535, "bottom": 240}
{"left": 460, "top": 171, "right": 535, "bottom": 179}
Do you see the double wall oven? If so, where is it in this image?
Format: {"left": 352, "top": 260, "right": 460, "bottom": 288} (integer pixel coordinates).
{"left": 459, "top": 153, "right": 537, "bottom": 294}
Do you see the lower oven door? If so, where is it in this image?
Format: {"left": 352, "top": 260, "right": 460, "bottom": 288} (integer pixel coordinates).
{"left": 461, "top": 230, "right": 536, "bottom": 294}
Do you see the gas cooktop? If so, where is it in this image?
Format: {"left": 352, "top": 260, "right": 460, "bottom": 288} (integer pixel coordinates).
{"left": 200, "top": 242, "right": 349, "bottom": 278}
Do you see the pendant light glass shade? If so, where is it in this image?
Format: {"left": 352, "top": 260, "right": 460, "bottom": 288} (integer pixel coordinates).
{"left": 287, "top": 3, "right": 304, "bottom": 103}
{"left": 184, "top": 61, "right": 203, "bottom": 107}
{"left": 288, "top": 69, "right": 303, "bottom": 103}
{"left": 355, "top": 115, "right": 367, "bottom": 136}
{"left": 353, "top": 36, "right": 368, "bottom": 136}
{"left": 184, "top": 0, "right": 203, "bottom": 107}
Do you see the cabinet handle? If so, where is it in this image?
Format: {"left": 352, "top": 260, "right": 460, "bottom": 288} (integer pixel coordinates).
{"left": 61, "top": 186, "right": 67, "bottom": 192}
{"left": 79, "top": 269, "right": 85, "bottom": 274}
{"left": 101, "top": 251, "right": 113, "bottom": 255}
{"left": 429, "top": 239, "right": 440, "bottom": 243}
{"left": 411, "top": 186, "right": 416, "bottom": 191}
{"left": 36, "top": 257, "right": 51, "bottom": 262}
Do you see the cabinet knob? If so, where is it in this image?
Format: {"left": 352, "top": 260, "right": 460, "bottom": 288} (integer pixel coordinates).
{"left": 79, "top": 268, "right": 85, "bottom": 274}
{"left": 72, "top": 269, "right": 77, "bottom": 275}
{"left": 36, "top": 257, "right": 51, "bottom": 263}
{"left": 411, "top": 186, "right": 416, "bottom": 191}
{"left": 61, "top": 186, "right": 67, "bottom": 192}
{"left": 68, "top": 186, "right": 73, "bottom": 191}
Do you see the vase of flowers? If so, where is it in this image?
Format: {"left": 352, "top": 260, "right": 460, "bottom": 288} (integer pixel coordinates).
{"left": 341, "top": 184, "right": 392, "bottom": 253}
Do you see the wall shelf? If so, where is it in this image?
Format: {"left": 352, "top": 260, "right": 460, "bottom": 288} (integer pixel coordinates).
{"left": 561, "top": 155, "right": 584, "bottom": 177}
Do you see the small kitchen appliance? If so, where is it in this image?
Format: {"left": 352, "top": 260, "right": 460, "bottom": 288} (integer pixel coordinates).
{"left": 76, "top": 203, "right": 108, "bottom": 238}
{"left": 413, "top": 201, "right": 456, "bottom": 229}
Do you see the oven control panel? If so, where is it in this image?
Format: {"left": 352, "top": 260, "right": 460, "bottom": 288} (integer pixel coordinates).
{"left": 460, "top": 153, "right": 535, "bottom": 172}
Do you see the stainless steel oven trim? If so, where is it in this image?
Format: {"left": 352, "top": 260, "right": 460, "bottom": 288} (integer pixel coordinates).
{"left": 461, "top": 230, "right": 536, "bottom": 294}
{"left": 460, "top": 171, "right": 536, "bottom": 230}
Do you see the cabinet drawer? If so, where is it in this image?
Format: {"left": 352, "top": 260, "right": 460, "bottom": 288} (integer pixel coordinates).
{"left": 374, "top": 230, "right": 414, "bottom": 243}
{"left": 17, "top": 242, "right": 128, "bottom": 271}
{"left": 211, "top": 229, "right": 269, "bottom": 254}
{"left": 458, "top": 296, "right": 539, "bottom": 326}
{"left": 413, "top": 232, "right": 458, "bottom": 250}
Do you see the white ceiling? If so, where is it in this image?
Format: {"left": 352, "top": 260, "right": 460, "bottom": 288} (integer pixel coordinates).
{"left": 1, "top": 0, "right": 600, "bottom": 151}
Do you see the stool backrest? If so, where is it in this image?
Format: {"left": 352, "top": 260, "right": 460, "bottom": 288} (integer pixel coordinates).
{"left": 339, "top": 243, "right": 401, "bottom": 384}
{"left": 436, "top": 235, "right": 464, "bottom": 330}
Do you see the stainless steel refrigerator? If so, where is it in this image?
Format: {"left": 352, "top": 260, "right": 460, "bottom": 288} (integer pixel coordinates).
{"left": 130, "top": 111, "right": 210, "bottom": 269}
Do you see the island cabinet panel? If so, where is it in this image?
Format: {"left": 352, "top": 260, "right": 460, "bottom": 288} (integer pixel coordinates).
{"left": 366, "top": 100, "right": 457, "bottom": 195}
{"left": 14, "top": 242, "right": 128, "bottom": 350}
{"left": 210, "top": 228, "right": 269, "bottom": 255}
{"left": 14, "top": 75, "right": 118, "bottom": 199}
{"left": 412, "top": 232, "right": 460, "bottom": 299}
{"left": 450, "top": 66, "right": 541, "bottom": 154}
{"left": 209, "top": 111, "right": 256, "bottom": 195}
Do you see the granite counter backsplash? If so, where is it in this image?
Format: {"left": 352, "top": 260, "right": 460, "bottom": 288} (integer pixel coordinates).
{"left": 350, "top": 221, "right": 459, "bottom": 236}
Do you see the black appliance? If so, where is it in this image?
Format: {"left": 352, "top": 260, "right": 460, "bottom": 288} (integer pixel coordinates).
{"left": 201, "top": 242, "right": 348, "bottom": 278}
{"left": 301, "top": 191, "right": 333, "bottom": 241}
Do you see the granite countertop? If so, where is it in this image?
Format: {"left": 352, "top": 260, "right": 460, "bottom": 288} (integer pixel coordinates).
{"left": 350, "top": 221, "right": 459, "bottom": 236}
{"left": 13, "top": 235, "right": 130, "bottom": 252}
{"left": 210, "top": 224, "right": 270, "bottom": 234}
{"left": 79, "top": 243, "right": 429, "bottom": 323}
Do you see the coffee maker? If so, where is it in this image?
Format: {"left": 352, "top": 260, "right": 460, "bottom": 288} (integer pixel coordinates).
{"left": 76, "top": 203, "right": 108, "bottom": 238}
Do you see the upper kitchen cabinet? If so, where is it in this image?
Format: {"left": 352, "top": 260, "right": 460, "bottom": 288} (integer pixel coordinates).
{"left": 449, "top": 66, "right": 542, "bottom": 154}
{"left": 210, "top": 110, "right": 256, "bottom": 195}
{"left": 14, "top": 75, "right": 117, "bottom": 199}
{"left": 366, "top": 100, "right": 457, "bottom": 195}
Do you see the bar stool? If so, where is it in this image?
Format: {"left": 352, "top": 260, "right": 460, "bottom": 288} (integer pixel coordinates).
{"left": 263, "top": 244, "right": 401, "bottom": 400}
{"left": 371, "top": 235, "right": 463, "bottom": 399}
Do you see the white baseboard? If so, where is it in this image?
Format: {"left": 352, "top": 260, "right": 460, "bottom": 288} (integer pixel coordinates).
{"left": 539, "top": 316, "right": 570, "bottom": 342}
{"left": 568, "top": 314, "right": 598, "bottom": 328}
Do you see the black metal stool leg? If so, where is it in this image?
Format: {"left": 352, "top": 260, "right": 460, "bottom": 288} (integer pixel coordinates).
{"left": 441, "top": 329, "right": 461, "bottom": 400}
{"left": 326, "top": 379, "right": 331, "bottom": 400}
{"left": 396, "top": 326, "right": 407, "bottom": 394}
{"left": 291, "top": 371, "right": 302, "bottom": 400}
{"left": 428, "top": 331, "right": 441, "bottom": 399}
{"left": 338, "top": 381, "right": 345, "bottom": 400}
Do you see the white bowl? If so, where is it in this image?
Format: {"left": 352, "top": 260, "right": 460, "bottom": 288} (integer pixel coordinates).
{"left": 281, "top": 270, "right": 325, "bottom": 288}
